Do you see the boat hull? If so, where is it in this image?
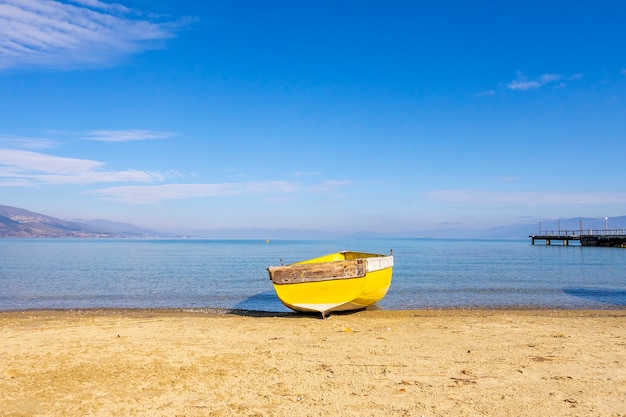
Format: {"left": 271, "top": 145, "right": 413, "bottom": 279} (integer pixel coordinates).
{"left": 267, "top": 252, "right": 393, "bottom": 317}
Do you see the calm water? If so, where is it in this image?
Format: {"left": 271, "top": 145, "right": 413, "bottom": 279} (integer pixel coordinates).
{"left": 1, "top": 239, "right": 625, "bottom": 312}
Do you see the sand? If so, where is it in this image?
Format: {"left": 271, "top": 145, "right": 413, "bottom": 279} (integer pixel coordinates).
{"left": 1, "top": 309, "right": 625, "bottom": 417}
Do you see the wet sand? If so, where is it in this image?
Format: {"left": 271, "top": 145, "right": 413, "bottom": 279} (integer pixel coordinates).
{"left": 1, "top": 309, "right": 625, "bottom": 416}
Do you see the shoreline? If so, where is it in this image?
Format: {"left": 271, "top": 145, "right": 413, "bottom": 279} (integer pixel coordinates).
{"left": 1, "top": 306, "right": 626, "bottom": 317}
{"left": 2, "top": 308, "right": 624, "bottom": 416}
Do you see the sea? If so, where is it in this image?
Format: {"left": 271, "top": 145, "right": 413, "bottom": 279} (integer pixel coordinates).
{"left": 1, "top": 238, "right": 625, "bottom": 312}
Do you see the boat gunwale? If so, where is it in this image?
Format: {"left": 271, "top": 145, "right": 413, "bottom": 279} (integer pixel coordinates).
{"left": 268, "top": 259, "right": 367, "bottom": 285}
{"left": 267, "top": 252, "right": 393, "bottom": 285}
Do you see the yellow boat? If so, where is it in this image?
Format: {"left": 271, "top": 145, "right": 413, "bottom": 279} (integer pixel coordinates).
{"left": 267, "top": 251, "right": 393, "bottom": 318}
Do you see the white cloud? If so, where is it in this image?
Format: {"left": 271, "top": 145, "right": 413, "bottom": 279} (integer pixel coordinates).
{"left": 310, "top": 180, "right": 351, "bottom": 193}
{"left": 293, "top": 171, "right": 321, "bottom": 176}
{"left": 427, "top": 189, "right": 626, "bottom": 206}
{"left": 0, "top": 148, "right": 162, "bottom": 184}
{"left": 476, "top": 89, "right": 496, "bottom": 97}
{"left": 88, "top": 183, "right": 240, "bottom": 203}
{"left": 507, "top": 79, "right": 542, "bottom": 91}
{"left": 34, "top": 168, "right": 162, "bottom": 184}
{"left": 85, "top": 129, "right": 175, "bottom": 142}
{"left": 243, "top": 181, "right": 299, "bottom": 194}
{"left": 66, "top": 0, "right": 130, "bottom": 14}
{"left": 0, "top": 0, "right": 182, "bottom": 70}
{"left": 506, "top": 72, "right": 580, "bottom": 91}
{"left": 0, "top": 134, "right": 58, "bottom": 149}
{"left": 538, "top": 73, "right": 562, "bottom": 84}
{"left": 0, "top": 148, "right": 102, "bottom": 173}
{"left": 88, "top": 181, "right": 302, "bottom": 203}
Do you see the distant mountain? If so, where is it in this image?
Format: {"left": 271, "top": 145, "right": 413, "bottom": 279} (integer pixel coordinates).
{"left": 409, "top": 216, "right": 626, "bottom": 240}
{"left": 0, "top": 205, "right": 166, "bottom": 238}
{"left": 524, "top": 216, "right": 626, "bottom": 235}
{"left": 2, "top": 203, "right": 625, "bottom": 239}
{"left": 75, "top": 219, "right": 175, "bottom": 238}
{"left": 184, "top": 216, "right": 626, "bottom": 240}
{"left": 190, "top": 227, "right": 336, "bottom": 239}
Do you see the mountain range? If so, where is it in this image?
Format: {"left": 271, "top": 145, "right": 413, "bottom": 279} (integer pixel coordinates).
{"left": 0, "top": 205, "right": 167, "bottom": 238}
{"left": 1, "top": 204, "right": 625, "bottom": 239}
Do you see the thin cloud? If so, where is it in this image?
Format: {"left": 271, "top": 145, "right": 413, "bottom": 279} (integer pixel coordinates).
{"left": 427, "top": 189, "right": 626, "bottom": 206}
{"left": 85, "top": 130, "right": 175, "bottom": 142}
{"left": 0, "top": 134, "right": 59, "bottom": 149}
{"left": 88, "top": 183, "right": 240, "bottom": 203}
{"left": 88, "top": 181, "right": 301, "bottom": 203}
{"left": 293, "top": 171, "right": 321, "bottom": 176}
{"left": 0, "top": 0, "right": 184, "bottom": 70}
{"left": 243, "top": 181, "right": 299, "bottom": 194}
{"left": 506, "top": 72, "right": 560, "bottom": 91}
{"left": 310, "top": 180, "right": 352, "bottom": 193}
{"left": 33, "top": 169, "right": 161, "bottom": 184}
{"left": 506, "top": 72, "right": 581, "bottom": 91}
{"left": 507, "top": 79, "right": 542, "bottom": 91}
{"left": 66, "top": 0, "right": 130, "bottom": 14}
{"left": 0, "top": 148, "right": 102, "bottom": 173}
{"left": 476, "top": 89, "right": 496, "bottom": 97}
{"left": 0, "top": 148, "right": 162, "bottom": 185}
{"left": 538, "top": 73, "right": 561, "bottom": 84}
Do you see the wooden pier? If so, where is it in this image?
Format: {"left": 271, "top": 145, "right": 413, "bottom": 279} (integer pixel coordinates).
{"left": 530, "top": 229, "right": 626, "bottom": 247}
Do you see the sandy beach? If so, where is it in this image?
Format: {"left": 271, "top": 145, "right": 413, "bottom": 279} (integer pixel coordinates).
{"left": 1, "top": 309, "right": 624, "bottom": 417}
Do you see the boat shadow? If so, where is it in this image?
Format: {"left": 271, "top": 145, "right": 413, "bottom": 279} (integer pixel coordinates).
{"left": 563, "top": 287, "right": 626, "bottom": 307}
{"left": 226, "top": 291, "right": 371, "bottom": 319}
{"left": 225, "top": 308, "right": 368, "bottom": 319}
{"left": 226, "top": 291, "right": 305, "bottom": 318}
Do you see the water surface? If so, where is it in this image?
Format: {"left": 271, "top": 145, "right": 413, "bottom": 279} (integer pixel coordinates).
{"left": 1, "top": 239, "right": 625, "bottom": 311}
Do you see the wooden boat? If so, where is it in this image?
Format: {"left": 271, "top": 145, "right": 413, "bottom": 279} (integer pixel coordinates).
{"left": 267, "top": 251, "right": 393, "bottom": 318}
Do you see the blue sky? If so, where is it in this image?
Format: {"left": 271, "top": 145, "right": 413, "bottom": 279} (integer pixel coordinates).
{"left": 1, "top": 0, "right": 625, "bottom": 235}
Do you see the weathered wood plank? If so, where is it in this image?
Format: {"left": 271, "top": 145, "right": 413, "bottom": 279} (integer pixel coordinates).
{"left": 268, "top": 259, "right": 366, "bottom": 284}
